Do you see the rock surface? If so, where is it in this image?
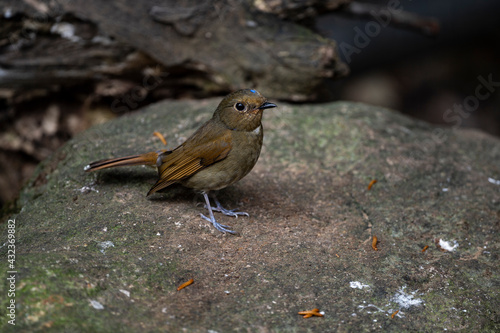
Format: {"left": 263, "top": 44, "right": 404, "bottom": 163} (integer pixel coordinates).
{"left": 1, "top": 98, "right": 499, "bottom": 331}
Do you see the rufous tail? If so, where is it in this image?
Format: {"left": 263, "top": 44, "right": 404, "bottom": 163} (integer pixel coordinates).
{"left": 84, "top": 151, "right": 164, "bottom": 172}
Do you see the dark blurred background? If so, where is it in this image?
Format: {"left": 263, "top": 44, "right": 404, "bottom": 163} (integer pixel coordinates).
{"left": 1, "top": 0, "right": 499, "bottom": 212}
{"left": 321, "top": 0, "right": 500, "bottom": 134}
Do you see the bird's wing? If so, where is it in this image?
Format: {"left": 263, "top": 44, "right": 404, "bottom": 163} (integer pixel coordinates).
{"left": 147, "top": 127, "right": 232, "bottom": 195}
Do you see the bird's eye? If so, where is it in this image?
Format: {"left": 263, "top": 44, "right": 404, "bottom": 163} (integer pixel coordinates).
{"left": 235, "top": 102, "right": 246, "bottom": 111}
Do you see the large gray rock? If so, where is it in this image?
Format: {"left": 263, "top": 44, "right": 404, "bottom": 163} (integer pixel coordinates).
{"left": 2, "top": 98, "right": 499, "bottom": 331}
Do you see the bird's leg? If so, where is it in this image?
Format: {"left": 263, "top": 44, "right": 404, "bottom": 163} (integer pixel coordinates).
{"left": 209, "top": 192, "right": 249, "bottom": 218}
{"left": 200, "top": 192, "right": 237, "bottom": 234}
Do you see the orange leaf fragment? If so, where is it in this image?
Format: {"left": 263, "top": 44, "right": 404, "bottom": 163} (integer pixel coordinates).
{"left": 153, "top": 131, "right": 168, "bottom": 146}
{"left": 367, "top": 179, "right": 377, "bottom": 190}
{"left": 298, "top": 308, "right": 323, "bottom": 318}
{"left": 372, "top": 236, "right": 378, "bottom": 251}
{"left": 177, "top": 278, "right": 194, "bottom": 291}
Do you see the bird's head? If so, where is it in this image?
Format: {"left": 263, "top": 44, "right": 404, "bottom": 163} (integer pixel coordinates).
{"left": 214, "top": 89, "right": 276, "bottom": 132}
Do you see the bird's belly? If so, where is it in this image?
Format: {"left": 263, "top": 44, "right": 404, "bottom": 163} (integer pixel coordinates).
{"left": 181, "top": 131, "right": 263, "bottom": 191}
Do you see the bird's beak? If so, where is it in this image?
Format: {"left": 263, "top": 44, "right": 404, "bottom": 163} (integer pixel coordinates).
{"left": 258, "top": 102, "right": 277, "bottom": 110}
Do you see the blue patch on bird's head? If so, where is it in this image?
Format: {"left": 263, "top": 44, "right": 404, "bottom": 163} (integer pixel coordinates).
{"left": 250, "top": 89, "right": 257, "bottom": 94}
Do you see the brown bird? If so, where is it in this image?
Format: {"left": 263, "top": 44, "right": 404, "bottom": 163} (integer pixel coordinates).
{"left": 84, "top": 89, "right": 276, "bottom": 234}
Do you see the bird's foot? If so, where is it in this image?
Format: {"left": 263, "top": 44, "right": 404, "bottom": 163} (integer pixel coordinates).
{"left": 200, "top": 192, "right": 241, "bottom": 234}
{"left": 208, "top": 197, "right": 249, "bottom": 218}
{"left": 200, "top": 214, "right": 237, "bottom": 234}
{"left": 211, "top": 206, "right": 249, "bottom": 218}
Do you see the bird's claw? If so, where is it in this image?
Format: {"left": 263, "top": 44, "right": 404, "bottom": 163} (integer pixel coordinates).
{"left": 200, "top": 214, "right": 237, "bottom": 234}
